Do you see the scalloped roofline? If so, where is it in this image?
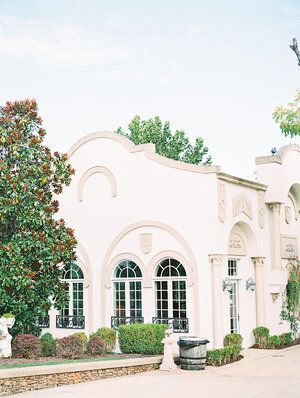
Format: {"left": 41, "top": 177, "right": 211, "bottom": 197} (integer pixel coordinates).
{"left": 67, "top": 131, "right": 220, "bottom": 174}
{"left": 255, "top": 144, "right": 300, "bottom": 165}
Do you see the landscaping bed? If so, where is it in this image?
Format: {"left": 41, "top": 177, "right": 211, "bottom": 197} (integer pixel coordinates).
{"left": 0, "top": 353, "right": 145, "bottom": 369}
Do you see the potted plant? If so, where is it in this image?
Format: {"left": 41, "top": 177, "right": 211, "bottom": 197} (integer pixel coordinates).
{"left": 1, "top": 313, "right": 15, "bottom": 328}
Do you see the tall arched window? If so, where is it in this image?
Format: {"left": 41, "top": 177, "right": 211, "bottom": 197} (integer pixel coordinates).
{"left": 112, "top": 260, "right": 142, "bottom": 327}
{"left": 58, "top": 263, "right": 85, "bottom": 329}
{"left": 154, "top": 258, "right": 188, "bottom": 332}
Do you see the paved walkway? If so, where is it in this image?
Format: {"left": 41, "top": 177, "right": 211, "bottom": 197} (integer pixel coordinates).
{"left": 14, "top": 345, "right": 300, "bottom": 398}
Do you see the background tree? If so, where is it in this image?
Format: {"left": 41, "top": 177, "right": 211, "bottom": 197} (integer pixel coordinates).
{"left": 116, "top": 115, "right": 212, "bottom": 165}
{"left": 273, "top": 89, "right": 300, "bottom": 137}
{"left": 0, "top": 99, "right": 77, "bottom": 335}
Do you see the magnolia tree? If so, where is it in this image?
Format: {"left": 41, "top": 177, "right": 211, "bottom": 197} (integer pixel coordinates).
{"left": 0, "top": 99, "right": 77, "bottom": 336}
{"left": 116, "top": 115, "right": 212, "bottom": 165}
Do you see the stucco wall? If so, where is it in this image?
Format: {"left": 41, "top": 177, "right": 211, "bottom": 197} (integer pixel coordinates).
{"left": 44, "top": 135, "right": 299, "bottom": 349}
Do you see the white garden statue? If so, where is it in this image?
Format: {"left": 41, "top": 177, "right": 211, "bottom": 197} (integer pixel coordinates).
{"left": 160, "top": 328, "right": 177, "bottom": 371}
{"left": 0, "top": 316, "right": 15, "bottom": 358}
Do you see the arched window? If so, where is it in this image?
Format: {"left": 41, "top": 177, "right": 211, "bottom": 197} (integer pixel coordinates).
{"left": 113, "top": 260, "right": 142, "bottom": 321}
{"left": 58, "top": 263, "right": 85, "bottom": 329}
{"left": 154, "top": 258, "right": 187, "bottom": 332}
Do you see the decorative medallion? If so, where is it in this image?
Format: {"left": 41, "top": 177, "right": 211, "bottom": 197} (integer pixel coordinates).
{"left": 140, "top": 233, "right": 152, "bottom": 254}
{"left": 285, "top": 206, "right": 291, "bottom": 224}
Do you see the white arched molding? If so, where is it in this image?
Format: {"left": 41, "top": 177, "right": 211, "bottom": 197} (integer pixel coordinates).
{"left": 68, "top": 131, "right": 219, "bottom": 174}
{"left": 77, "top": 166, "right": 117, "bottom": 201}
{"left": 148, "top": 250, "right": 193, "bottom": 287}
{"left": 101, "top": 220, "right": 200, "bottom": 334}
{"left": 105, "top": 253, "right": 147, "bottom": 288}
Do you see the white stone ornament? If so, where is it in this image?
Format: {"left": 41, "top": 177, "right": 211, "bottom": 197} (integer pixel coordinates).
{"left": 0, "top": 317, "right": 15, "bottom": 357}
{"left": 233, "top": 194, "right": 253, "bottom": 219}
{"left": 139, "top": 233, "right": 152, "bottom": 254}
{"left": 218, "top": 180, "right": 226, "bottom": 223}
{"left": 159, "top": 328, "right": 177, "bottom": 371}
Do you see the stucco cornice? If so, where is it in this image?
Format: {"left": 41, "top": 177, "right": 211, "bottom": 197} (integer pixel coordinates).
{"left": 217, "top": 172, "right": 267, "bottom": 191}
{"left": 68, "top": 131, "right": 220, "bottom": 174}
{"left": 255, "top": 144, "right": 300, "bottom": 165}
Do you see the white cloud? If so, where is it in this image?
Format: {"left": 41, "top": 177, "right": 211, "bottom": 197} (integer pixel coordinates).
{"left": 0, "top": 14, "right": 136, "bottom": 68}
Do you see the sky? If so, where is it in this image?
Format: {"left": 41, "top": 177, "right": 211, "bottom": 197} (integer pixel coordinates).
{"left": 0, "top": 0, "right": 300, "bottom": 179}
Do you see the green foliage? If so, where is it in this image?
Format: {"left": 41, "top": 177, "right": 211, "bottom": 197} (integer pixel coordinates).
{"left": 279, "top": 332, "right": 293, "bottom": 346}
{"left": 116, "top": 115, "right": 212, "bottom": 165}
{"left": 118, "top": 323, "right": 167, "bottom": 355}
{"left": 12, "top": 334, "right": 41, "bottom": 358}
{"left": 0, "top": 99, "right": 77, "bottom": 335}
{"left": 56, "top": 335, "right": 84, "bottom": 359}
{"left": 280, "top": 260, "right": 300, "bottom": 335}
{"left": 1, "top": 313, "right": 15, "bottom": 318}
{"left": 73, "top": 332, "right": 88, "bottom": 347}
{"left": 253, "top": 327, "right": 270, "bottom": 348}
{"left": 90, "top": 327, "right": 116, "bottom": 352}
{"left": 267, "top": 335, "right": 281, "bottom": 349}
{"left": 273, "top": 90, "right": 300, "bottom": 137}
{"left": 206, "top": 345, "right": 241, "bottom": 366}
{"left": 223, "top": 333, "right": 243, "bottom": 348}
{"left": 40, "top": 333, "right": 56, "bottom": 357}
{"left": 87, "top": 336, "right": 105, "bottom": 356}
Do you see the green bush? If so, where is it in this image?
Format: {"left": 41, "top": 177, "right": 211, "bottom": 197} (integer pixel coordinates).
{"left": 279, "top": 332, "right": 293, "bottom": 346}
{"left": 73, "top": 332, "right": 88, "bottom": 347}
{"left": 253, "top": 326, "right": 270, "bottom": 348}
{"left": 267, "top": 335, "right": 281, "bottom": 349}
{"left": 56, "top": 335, "right": 85, "bottom": 359}
{"left": 40, "top": 333, "right": 56, "bottom": 357}
{"left": 118, "top": 323, "right": 167, "bottom": 355}
{"left": 224, "top": 333, "right": 243, "bottom": 348}
{"left": 90, "top": 327, "right": 116, "bottom": 352}
{"left": 207, "top": 344, "right": 241, "bottom": 366}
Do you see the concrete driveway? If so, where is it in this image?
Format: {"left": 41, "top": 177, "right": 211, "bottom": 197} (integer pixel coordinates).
{"left": 13, "top": 345, "right": 300, "bottom": 398}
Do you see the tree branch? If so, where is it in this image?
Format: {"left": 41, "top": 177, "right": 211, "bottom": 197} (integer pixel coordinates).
{"left": 290, "top": 38, "right": 300, "bottom": 66}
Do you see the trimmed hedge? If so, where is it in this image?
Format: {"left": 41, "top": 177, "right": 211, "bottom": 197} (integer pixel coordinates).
{"left": 118, "top": 323, "right": 167, "bottom": 355}
{"left": 207, "top": 344, "right": 241, "bottom": 366}
{"left": 253, "top": 326, "right": 269, "bottom": 348}
{"left": 224, "top": 333, "right": 243, "bottom": 348}
{"left": 87, "top": 336, "right": 106, "bottom": 355}
{"left": 90, "top": 327, "right": 116, "bottom": 352}
{"left": 56, "top": 335, "right": 85, "bottom": 359}
{"left": 253, "top": 327, "right": 294, "bottom": 349}
{"left": 12, "top": 334, "right": 41, "bottom": 359}
{"left": 40, "top": 333, "right": 56, "bottom": 357}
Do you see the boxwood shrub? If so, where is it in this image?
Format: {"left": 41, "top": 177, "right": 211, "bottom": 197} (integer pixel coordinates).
{"left": 223, "top": 333, "right": 243, "bottom": 348}
{"left": 40, "top": 332, "right": 56, "bottom": 357}
{"left": 253, "top": 326, "right": 270, "bottom": 348}
{"left": 118, "top": 323, "right": 167, "bottom": 355}
{"left": 206, "top": 344, "right": 241, "bottom": 366}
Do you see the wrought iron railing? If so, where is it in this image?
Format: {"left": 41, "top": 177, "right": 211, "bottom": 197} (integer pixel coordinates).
{"left": 56, "top": 315, "right": 85, "bottom": 329}
{"left": 111, "top": 316, "right": 144, "bottom": 330}
{"left": 36, "top": 316, "right": 50, "bottom": 328}
{"left": 152, "top": 317, "right": 189, "bottom": 333}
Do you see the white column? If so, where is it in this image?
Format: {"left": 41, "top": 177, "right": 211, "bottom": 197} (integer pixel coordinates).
{"left": 209, "top": 254, "right": 223, "bottom": 348}
{"left": 269, "top": 203, "right": 282, "bottom": 270}
{"left": 251, "top": 257, "right": 265, "bottom": 327}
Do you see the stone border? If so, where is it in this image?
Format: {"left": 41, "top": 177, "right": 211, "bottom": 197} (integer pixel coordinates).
{"left": 0, "top": 356, "right": 163, "bottom": 396}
